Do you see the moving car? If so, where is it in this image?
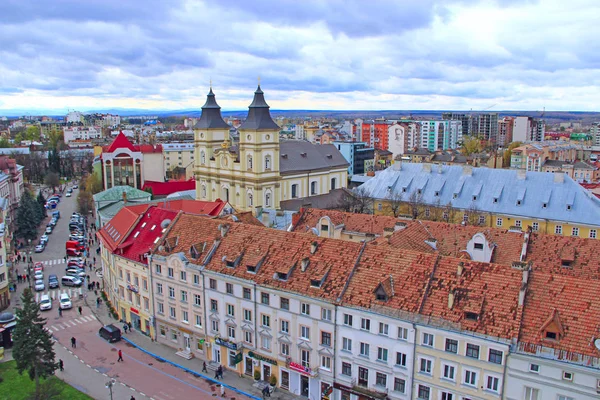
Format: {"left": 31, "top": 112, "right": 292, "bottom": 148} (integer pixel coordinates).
{"left": 67, "top": 188, "right": 73, "bottom": 194}
{"left": 66, "top": 248, "right": 81, "bottom": 257}
{"left": 34, "top": 262, "right": 44, "bottom": 270}
{"left": 59, "top": 293, "right": 72, "bottom": 310}
{"left": 39, "top": 295, "right": 52, "bottom": 311}
{"left": 45, "top": 226, "right": 53, "bottom": 234}
{"left": 73, "top": 184, "right": 78, "bottom": 189}
{"left": 48, "top": 274, "right": 59, "bottom": 289}
{"left": 34, "top": 279, "right": 45, "bottom": 291}
{"left": 35, "top": 244, "right": 45, "bottom": 253}
{"left": 61, "top": 276, "right": 82, "bottom": 287}
{"left": 98, "top": 325, "right": 121, "bottom": 343}
{"left": 65, "top": 192, "right": 71, "bottom": 197}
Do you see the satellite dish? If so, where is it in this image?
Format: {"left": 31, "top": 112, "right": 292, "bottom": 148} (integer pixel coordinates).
{"left": 594, "top": 339, "right": 600, "bottom": 351}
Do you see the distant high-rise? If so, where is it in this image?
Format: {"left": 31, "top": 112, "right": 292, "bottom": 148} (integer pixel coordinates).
{"left": 591, "top": 122, "right": 600, "bottom": 146}
{"left": 444, "top": 112, "right": 498, "bottom": 143}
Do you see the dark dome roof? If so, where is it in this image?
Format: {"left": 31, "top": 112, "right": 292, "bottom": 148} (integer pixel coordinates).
{"left": 194, "top": 88, "right": 230, "bottom": 130}
{"left": 238, "top": 85, "right": 280, "bottom": 131}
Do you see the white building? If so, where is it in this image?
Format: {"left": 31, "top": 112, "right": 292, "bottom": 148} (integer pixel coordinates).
{"left": 102, "top": 114, "right": 121, "bottom": 127}
{"left": 66, "top": 111, "right": 84, "bottom": 123}
{"left": 388, "top": 122, "right": 419, "bottom": 157}
{"left": 417, "top": 120, "right": 462, "bottom": 152}
{"left": 63, "top": 126, "right": 102, "bottom": 143}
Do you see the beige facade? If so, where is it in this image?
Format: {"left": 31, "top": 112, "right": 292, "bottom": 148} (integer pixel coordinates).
{"left": 163, "top": 143, "right": 195, "bottom": 179}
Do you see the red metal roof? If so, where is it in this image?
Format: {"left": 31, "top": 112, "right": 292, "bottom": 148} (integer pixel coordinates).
{"left": 97, "top": 204, "right": 150, "bottom": 251}
{"left": 142, "top": 179, "right": 196, "bottom": 196}
{"left": 103, "top": 132, "right": 164, "bottom": 154}
{"left": 158, "top": 199, "right": 227, "bottom": 216}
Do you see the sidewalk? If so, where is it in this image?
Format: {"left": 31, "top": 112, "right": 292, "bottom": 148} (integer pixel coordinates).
{"left": 84, "top": 291, "right": 299, "bottom": 400}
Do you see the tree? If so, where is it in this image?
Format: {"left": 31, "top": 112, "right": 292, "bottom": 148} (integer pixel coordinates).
{"left": 77, "top": 186, "right": 93, "bottom": 216}
{"left": 352, "top": 187, "right": 373, "bottom": 214}
{"left": 36, "top": 191, "right": 48, "bottom": 218}
{"left": 44, "top": 171, "right": 60, "bottom": 192}
{"left": 12, "top": 288, "right": 58, "bottom": 399}
{"left": 0, "top": 137, "right": 11, "bottom": 148}
{"left": 386, "top": 192, "right": 404, "bottom": 218}
{"left": 461, "top": 135, "right": 484, "bottom": 155}
{"left": 15, "top": 191, "right": 40, "bottom": 241}
{"left": 502, "top": 141, "right": 522, "bottom": 168}
{"left": 47, "top": 129, "right": 64, "bottom": 150}
{"left": 408, "top": 191, "right": 424, "bottom": 219}
{"left": 86, "top": 172, "right": 103, "bottom": 195}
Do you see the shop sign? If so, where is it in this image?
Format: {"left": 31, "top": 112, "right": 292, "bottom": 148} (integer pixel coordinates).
{"left": 215, "top": 337, "right": 237, "bottom": 350}
{"left": 130, "top": 307, "right": 139, "bottom": 315}
{"left": 289, "top": 361, "right": 312, "bottom": 376}
{"left": 333, "top": 382, "right": 386, "bottom": 400}
{"left": 247, "top": 351, "right": 278, "bottom": 366}
{"left": 233, "top": 352, "right": 243, "bottom": 365}
{"left": 321, "top": 383, "right": 332, "bottom": 400}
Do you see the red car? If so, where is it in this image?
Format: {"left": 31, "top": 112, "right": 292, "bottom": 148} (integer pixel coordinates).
{"left": 34, "top": 262, "right": 44, "bottom": 271}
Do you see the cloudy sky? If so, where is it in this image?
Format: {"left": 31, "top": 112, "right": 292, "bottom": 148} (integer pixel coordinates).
{"left": 0, "top": 0, "right": 598, "bottom": 113}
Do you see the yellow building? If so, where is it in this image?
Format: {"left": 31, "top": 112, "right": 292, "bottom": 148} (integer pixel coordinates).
{"left": 193, "top": 86, "right": 348, "bottom": 212}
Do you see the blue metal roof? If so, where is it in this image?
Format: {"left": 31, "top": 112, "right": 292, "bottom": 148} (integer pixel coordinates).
{"left": 359, "top": 163, "right": 600, "bottom": 226}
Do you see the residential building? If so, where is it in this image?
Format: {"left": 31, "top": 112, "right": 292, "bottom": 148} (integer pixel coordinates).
{"left": 443, "top": 113, "right": 474, "bottom": 137}
{"left": 66, "top": 111, "right": 84, "bottom": 123}
{"left": 360, "top": 120, "right": 389, "bottom": 150}
{"left": 63, "top": 126, "right": 102, "bottom": 144}
{"left": 358, "top": 163, "right": 600, "bottom": 238}
{"left": 101, "top": 114, "right": 121, "bottom": 128}
{"left": 93, "top": 186, "right": 152, "bottom": 228}
{"left": 541, "top": 160, "right": 599, "bottom": 182}
{"left": 0, "top": 156, "right": 24, "bottom": 229}
{"left": 591, "top": 122, "right": 600, "bottom": 146}
{"left": 100, "top": 132, "right": 165, "bottom": 190}
{"left": 510, "top": 142, "right": 579, "bottom": 171}
{"left": 40, "top": 120, "right": 67, "bottom": 137}
{"left": 333, "top": 142, "right": 374, "bottom": 177}
{"left": 498, "top": 117, "right": 514, "bottom": 147}
{"left": 474, "top": 113, "right": 499, "bottom": 143}
{"left": 294, "top": 124, "right": 305, "bottom": 140}
{"left": 163, "top": 142, "right": 195, "bottom": 180}
{"left": 388, "top": 121, "right": 420, "bottom": 157}
{"left": 193, "top": 86, "right": 348, "bottom": 211}
{"left": 0, "top": 200, "right": 9, "bottom": 310}
{"left": 418, "top": 120, "right": 462, "bottom": 152}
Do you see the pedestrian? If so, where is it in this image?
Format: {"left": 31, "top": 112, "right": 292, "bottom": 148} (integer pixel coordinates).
{"left": 17, "top": 275, "right": 20, "bottom": 283}
{"left": 58, "top": 308, "right": 62, "bottom": 317}
{"left": 93, "top": 257, "right": 96, "bottom": 264}
{"left": 220, "top": 384, "right": 225, "bottom": 397}
{"left": 59, "top": 359, "right": 64, "bottom": 371}
{"left": 130, "top": 397, "right": 136, "bottom": 400}
{"left": 202, "top": 361, "right": 208, "bottom": 373}
{"left": 117, "top": 349, "right": 123, "bottom": 362}
{"left": 78, "top": 306, "right": 82, "bottom": 315}
{"left": 217, "top": 365, "right": 223, "bottom": 379}
{"left": 96, "top": 297, "right": 100, "bottom": 308}
{"left": 26, "top": 274, "right": 30, "bottom": 282}
{"left": 123, "top": 323, "right": 128, "bottom": 334}
{"left": 262, "top": 386, "right": 270, "bottom": 398}
{"left": 214, "top": 368, "right": 219, "bottom": 379}
{"left": 71, "top": 336, "right": 76, "bottom": 348}
{"left": 127, "top": 321, "right": 132, "bottom": 331}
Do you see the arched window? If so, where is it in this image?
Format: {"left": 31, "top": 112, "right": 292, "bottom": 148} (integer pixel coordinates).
{"left": 200, "top": 151, "right": 206, "bottom": 165}
{"left": 201, "top": 185, "right": 207, "bottom": 198}
{"left": 265, "top": 155, "right": 271, "bottom": 170}
{"left": 248, "top": 192, "right": 253, "bottom": 207}
{"left": 247, "top": 155, "right": 253, "bottom": 170}
{"left": 310, "top": 181, "right": 318, "bottom": 195}
{"left": 331, "top": 177, "right": 336, "bottom": 190}
{"left": 265, "top": 192, "right": 271, "bottom": 207}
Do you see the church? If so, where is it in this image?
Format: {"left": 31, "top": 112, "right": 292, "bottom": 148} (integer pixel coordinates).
{"left": 194, "top": 85, "right": 349, "bottom": 211}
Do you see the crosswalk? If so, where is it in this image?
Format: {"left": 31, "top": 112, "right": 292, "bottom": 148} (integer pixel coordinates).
{"left": 40, "top": 259, "right": 66, "bottom": 266}
{"left": 35, "top": 288, "right": 83, "bottom": 302}
{"left": 45, "top": 315, "right": 98, "bottom": 333}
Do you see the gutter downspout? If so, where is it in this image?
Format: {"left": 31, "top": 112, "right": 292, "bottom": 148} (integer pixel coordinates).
{"left": 148, "top": 253, "right": 157, "bottom": 341}
{"left": 253, "top": 282, "right": 258, "bottom": 375}
{"left": 410, "top": 322, "right": 417, "bottom": 400}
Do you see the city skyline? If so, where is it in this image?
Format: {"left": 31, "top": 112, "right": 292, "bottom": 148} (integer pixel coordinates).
{"left": 1, "top": 0, "right": 599, "bottom": 113}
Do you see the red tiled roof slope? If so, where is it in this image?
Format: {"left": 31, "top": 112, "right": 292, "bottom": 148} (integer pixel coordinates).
{"left": 292, "top": 208, "right": 398, "bottom": 235}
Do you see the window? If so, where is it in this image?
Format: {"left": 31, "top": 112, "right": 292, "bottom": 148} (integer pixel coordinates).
{"left": 247, "top": 192, "right": 253, "bottom": 207}
{"left": 422, "top": 332, "right": 434, "bottom": 347}
{"left": 261, "top": 335, "right": 270, "bottom": 350}
{"left": 167, "top": 267, "right": 174, "bottom": 278}
{"left": 379, "top": 323, "right": 389, "bottom": 335}
{"left": 331, "top": 178, "right": 337, "bottom": 190}
{"left": 555, "top": 225, "right": 563, "bottom": 234}
{"left": 301, "top": 303, "right": 310, "bottom": 315}
{"left": 393, "top": 378, "right": 405, "bottom": 393}
{"left": 226, "top": 304, "right": 234, "bottom": 317}
{"left": 195, "top": 314, "right": 202, "bottom": 328}
{"left": 321, "top": 332, "right": 331, "bottom": 346}
{"left": 261, "top": 314, "right": 270, "bottom": 328}
{"left": 445, "top": 338, "right": 458, "bottom": 353}
{"left": 211, "top": 320, "right": 219, "bottom": 332}
{"left": 417, "top": 385, "right": 430, "bottom": 400}
{"left": 194, "top": 294, "right": 201, "bottom": 306}
{"left": 321, "top": 356, "right": 331, "bottom": 370}
{"left": 358, "top": 367, "right": 368, "bottom": 387}
{"left": 486, "top": 376, "right": 499, "bottom": 392}
{"left": 126, "top": 272, "right": 131, "bottom": 283}
{"left": 244, "top": 331, "right": 253, "bottom": 344}
{"left": 200, "top": 151, "right": 206, "bottom": 164}
{"left": 532, "top": 222, "right": 539, "bottom": 231}
{"left": 397, "top": 327, "right": 408, "bottom": 340}
{"left": 377, "top": 347, "right": 388, "bottom": 362}
{"left": 515, "top": 220, "right": 522, "bottom": 228}
{"left": 155, "top": 264, "right": 162, "bottom": 274}
{"left": 142, "top": 278, "right": 148, "bottom": 291}
{"left": 180, "top": 271, "right": 187, "bottom": 281}
{"left": 359, "top": 342, "right": 370, "bottom": 357}
{"left": 209, "top": 279, "right": 216, "bottom": 289}
{"left": 261, "top": 292, "right": 269, "bottom": 305}
{"left": 300, "top": 326, "right": 310, "bottom": 340}
{"left": 193, "top": 274, "right": 200, "bottom": 285}
{"left": 341, "top": 362, "right": 352, "bottom": 376}
{"left": 168, "top": 287, "right": 175, "bottom": 299}
{"left": 419, "top": 358, "right": 432, "bottom": 374}
{"left": 488, "top": 349, "right": 503, "bottom": 364}
{"left": 321, "top": 308, "right": 332, "bottom": 321}
{"left": 156, "top": 283, "right": 163, "bottom": 295}
{"left": 557, "top": 396, "right": 574, "bottom": 400}
{"left": 180, "top": 290, "right": 188, "bottom": 302}
{"left": 466, "top": 343, "right": 480, "bottom": 359}
{"left": 157, "top": 302, "right": 164, "bottom": 314}
{"left": 463, "top": 213, "right": 468, "bottom": 222}
{"left": 210, "top": 299, "right": 218, "bottom": 311}
{"left": 524, "top": 387, "right": 539, "bottom": 400}
{"left": 226, "top": 283, "right": 233, "bottom": 294}
{"left": 562, "top": 371, "right": 573, "bottom": 381}
{"left": 342, "top": 337, "right": 352, "bottom": 352}
{"left": 265, "top": 192, "right": 271, "bottom": 207}
{"left": 264, "top": 156, "right": 271, "bottom": 170}
{"left": 572, "top": 227, "right": 579, "bottom": 236}
{"left": 279, "top": 297, "right": 289, "bottom": 310}
{"left": 169, "top": 307, "right": 176, "bottom": 319}
{"left": 291, "top": 184, "right": 298, "bottom": 199}
{"left": 440, "top": 393, "right": 453, "bottom": 400}
{"left": 464, "top": 370, "right": 477, "bottom": 386}
{"left": 529, "top": 363, "right": 540, "bottom": 373}
{"left": 344, "top": 314, "right": 353, "bottom": 326}
{"left": 395, "top": 352, "right": 406, "bottom": 367}
{"left": 590, "top": 229, "right": 597, "bottom": 239}
{"left": 247, "top": 155, "right": 253, "bottom": 169}
{"left": 496, "top": 217, "right": 503, "bottom": 227}
{"left": 375, "top": 372, "right": 387, "bottom": 387}
{"left": 227, "top": 325, "right": 235, "bottom": 339}
{"left": 280, "top": 319, "right": 289, "bottom": 333}
{"left": 443, "top": 364, "right": 455, "bottom": 380}
{"left": 310, "top": 181, "right": 317, "bottom": 195}
{"left": 182, "top": 310, "right": 189, "bottom": 323}
{"left": 301, "top": 349, "right": 310, "bottom": 367}
{"left": 361, "top": 318, "right": 371, "bottom": 331}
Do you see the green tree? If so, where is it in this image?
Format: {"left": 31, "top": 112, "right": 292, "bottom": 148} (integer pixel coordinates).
{"left": 461, "top": 135, "right": 484, "bottom": 155}
{"left": 15, "top": 191, "right": 39, "bottom": 241}
{"left": 44, "top": 171, "right": 60, "bottom": 192}
{"left": 502, "top": 141, "right": 522, "bottom": 168}
{"left": 25, "top": 125, "right": 41, "bottom": 142}
{"left": 86, "top": 172, "right": 103, "bottom": 195}
{"left": 77, "top": 188, "right": 93, "bottom": 216}
{"left": 12, "top": 288, "right": 58, "bottom": 400}
{"left": 0, "top": 137, "right": 11, "bottom": 148}
{"left": 14, "top": 132, "right": 24, "bottom": 145}
{"left": 36, "top": 191, "right": 48, "bottom": 218}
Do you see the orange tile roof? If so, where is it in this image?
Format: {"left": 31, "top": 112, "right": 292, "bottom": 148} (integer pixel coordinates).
{"left": 218, "top": 211, "right": 265, "bottom": 227}
{"left": 291, "top": 208, "right": 398, "bottom": 235}
{"left": 97, "top": 204, "right": 149, "bottom": 251}
{"left": 520, "top": 272, "right": 600, "bottom": 357}
{"left": 419, "top": 257, "right": 524, "bottom": 339}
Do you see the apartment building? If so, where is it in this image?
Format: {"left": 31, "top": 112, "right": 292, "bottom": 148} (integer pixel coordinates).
{"left": 63, "top": 126, "right": 102, "bottom": 144}
{"left": 163, "top": 142, "right": 195, "bottom": 179}
{"left": 510, "top": 142, "right": 578, "bottom": 171}
{"left": 333, "top": 142, "right": 375, "bottom": 176}
{"left": 497, "top": 117, "right": 514, "bottom": 147}
{"left": 359, "top": 120, "right": 389, "bottom": 150}
{"left": 418, "top": 120, "right": 462, "bottom": 152}
{"left": 388, "top": 121, "right": 420, "bottom": 157}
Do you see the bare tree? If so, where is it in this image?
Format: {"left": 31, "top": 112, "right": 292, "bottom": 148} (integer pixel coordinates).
{"left": 408, "top": 191, "right": 424, "bottom": 219}
{"left": 442, "top": 202, "right": 456, "bottom": 223}
{"left": 466, "top": 202, "right": 482, "bottom": 226}
{"left": 386, "top": 191, "right": 404, "bottom": 218}
{"left": 352, "top": 187, "right": 374, "bottom": 214}
{"left": 428, "top": 198, "right": 443, "bottom": 221}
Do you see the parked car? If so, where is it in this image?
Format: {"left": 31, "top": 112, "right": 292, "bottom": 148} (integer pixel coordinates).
{"left": 40, "top": 234, "right": 49, "bottom": 243}
{"left": 34, "top": 279, "right": 45, "bottom": 291}
{"left": 66, "top": 269, "right": 86, "bottom": 278}
{"left": 65, "top": 192, "right": 71, "bottom": 197}
{"left": 73, "top": 184, "right": 79, "bottom": 189}
{"left": 34, "top": 271, "right": 43, "bottom": 280}
{"left": 39, "top": 295, "right": 52, "bottom": 311}
{"left": 67, "top": 260, "right": 84, "bottom": 268}
{"left": 48, "top": 219, "right": 57, "bottom": 227}
{"left": 45, "top": 226, "right": 53, "bottom": 234}
{"left": 67, "top": 188, "right": 73, "bottom": 194}
{"left": 59, "top": 293, "right": 72, "bottom": 309}
{"left": 35, "top": 244, "right": 45, "bottom": 253}
{"left": 61, "top": 276, "right": 82, "bottom": 287}
{"left": 66, "top": 248, "right": 81, "bottom": 257}
{"left": 48, "top": 274, "right": 59, "bottom": 289}
{"left": 52, "top": 211, "right": 60, "bottom": 219}
{"left": 99, "top": 324, "right": 121, "bottom": 343}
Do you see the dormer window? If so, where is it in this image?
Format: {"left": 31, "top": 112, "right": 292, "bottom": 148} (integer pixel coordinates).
{"left": 434, "top": 191, "right": 440, "bottom": 197}
{"left": 567, "top": 205, "right": 572, "bottom": 211}
{"left": 453, "top": 193, "right": 458, "bottom": 199}
{"left": 561, "top": 260, "right": 572, "bottom": 268}
{"left": 320, "top": 224, "right": 329, "bottom": 232}
{"left": 493, "top": 198, "right": 498, "bottom": 204}
{"left": 545, "top": 331, "right": 557, "bottom": 340}
{"left": 516, "top": 200, "right": 522, "bottom": 206}
{"left": 310, "top": 279, "right": 322, "bottom": 288}
{"left": 472, "top": 195, "right": 477, "bottom": 201}
{"left": 247, "top": 265, "right": 257, "bottom": 273}
{"left": 276, "top": 272, "right": 288, "bottom": 281}
{"left": 474, "top": 243, "right": 484, "bottom": 250}
{"left": 417, "top": 189, "right": 422, "bottom": 195}
{"left": 402, "top": 187, "right": 407, "bottom": 193}
{"left": 465, "top": 312, "right": 479, "bottom": 321}
{"left": 226, "top": 260, "right": 235, "bottom": 268}
{"left": 542, "top": 203, "right": 547, "bottom": 208}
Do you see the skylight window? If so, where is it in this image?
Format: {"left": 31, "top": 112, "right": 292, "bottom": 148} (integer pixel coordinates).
{"left": 151, "top": 225, "right": 156, "bottom": 230}
{"left": 141, "top": 222, "right": 147, "bottom": 228}
{"left": 153, "top": 237, "right": 160, "bottom": 244}
{"left": 134, "top": 232, "right": 140, "bottom": 238}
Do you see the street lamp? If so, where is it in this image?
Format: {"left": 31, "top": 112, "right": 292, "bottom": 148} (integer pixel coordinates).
{"left": 105, "top": 378, "right": 115, "bottom": 400}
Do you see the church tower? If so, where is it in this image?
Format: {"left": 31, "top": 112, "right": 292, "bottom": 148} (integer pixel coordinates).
{"left": 237, "top": 85, "right": 281, "bottom": 210}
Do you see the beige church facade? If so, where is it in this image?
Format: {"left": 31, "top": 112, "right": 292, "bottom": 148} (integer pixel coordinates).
{"left": 193, "top": 86, "right": 348, "bottom": 211}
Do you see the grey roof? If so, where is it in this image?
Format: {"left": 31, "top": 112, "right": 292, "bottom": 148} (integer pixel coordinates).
{"left": 194, "top": 88, "right": 230, "bottom": 130}
{"left": 543, "top": 159, "right": 571, "bottom": 168}
{"left": 430, "top": 152, "right": 468, "bottom": 163}
{"left": 238, "top": 85, "right": 280, "bottom": 131}
{"left": 574, "top": 161, "right": 596, "bottom": 170}
{"left": 280, "top": 188, "right": 354, "bottom": 212}
{"left": 279, "top": 141, "right": 349, "bottom": 175}
{"left": 359, "top": 163, "right": 600, "bottom": 226}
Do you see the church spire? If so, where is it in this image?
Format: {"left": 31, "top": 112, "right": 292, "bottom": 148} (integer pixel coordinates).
{"left": 194, "top": 88, "right": 230, "bottom": 129}
{"left": 238, "top": 85, "right": 280, "bottom": 131}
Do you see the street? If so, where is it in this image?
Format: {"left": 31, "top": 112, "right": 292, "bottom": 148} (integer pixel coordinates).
{"left": 9, "top": 188, "right": 233, "bottom": 400}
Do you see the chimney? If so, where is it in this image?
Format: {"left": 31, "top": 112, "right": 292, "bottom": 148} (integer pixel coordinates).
{"left": 448, "top": 290, "right": 455, "bottom": 310}
{"left": 457, "top": 262, "right": 464, "bottom": 277}
{"left": 522, "top": 268, "right": 529, "bottom": 284}
{"left": 392, "top": 161, "right": 402, "bottom": 171}
{"left": 437, "top": 164, "right": 443, "bottom": 174}
{"left": 423, "top": 163, "right": 432, "bottom": 173}
{"left": 310, "top": 241, "right": 318, "bottom": 254}
{"left": 424, "top": 238, "right": 437, "bottom": 250}
{"left": 122, "top": 191, "right": 127, "bottom": 204}
{"left": 383, "top": 227, "right": 394, "bottom": 238}
{"left": 219, "top": 224, "right": 230, "bottom": 238}
{"left": 553, "top": 172, "right": 565, "bottom": 183}
{"left": 394, "top": 222, "right": 407, "bottom": 231}
{"left": 462, "top": 165, "right": 473, "bottom": 176}
{"left": 301, "top": 257, "right": 310, "bottom": 272}
{"left": 517, "top": 170, "right": 526, "bottom": 180}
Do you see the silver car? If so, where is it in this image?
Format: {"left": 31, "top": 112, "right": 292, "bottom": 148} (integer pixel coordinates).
{"left": 34, "top": 279, "right": 45, "bottom": 291}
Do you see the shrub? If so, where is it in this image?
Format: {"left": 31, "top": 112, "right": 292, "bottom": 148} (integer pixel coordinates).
{"left": 254, "top": 369, "right": 261, "bottom": 381}
{"left": 269, "top": 374, "right": 277, "bottom": 386}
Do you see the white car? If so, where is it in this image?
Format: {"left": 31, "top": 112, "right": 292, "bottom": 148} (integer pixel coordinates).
{"left": 34, "top": 279, "right": 45, "bottom": 291}
{"left": 59, "top": 293, "right": 72, "bottom": 309}
{"left": 45, "top": 226, "right": 53, "bottom": 234}
{"left": 35, "top": 244, "right": 45, "bottom": 253}
{"left": 34, "top": 271, "right": 43, "bottom": 280}
{"left": 40, "top": 234, "right": 49, "bottom": 243}
{"left": 39, "top": 295, "right": 52, "bottom": 311}
{"left": 66, "top": 269, "right": 86, "bottom": 278}
{"left": 65, "top": 192, "right": 71, "bottom": 197}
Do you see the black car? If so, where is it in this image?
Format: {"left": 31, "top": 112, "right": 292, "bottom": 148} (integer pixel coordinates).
{"left": 48, "top": 274, "right": 59, "bottom": 289}
{"left": 99, "top": 324, "right": 121, "bottom": 343}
